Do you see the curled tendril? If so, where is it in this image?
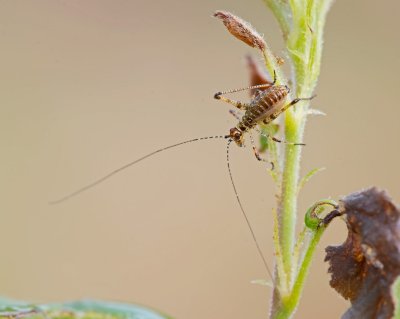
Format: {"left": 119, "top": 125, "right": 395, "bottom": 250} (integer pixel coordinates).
{"left": 304, "top": 199, "right": 339, "bottom": 230}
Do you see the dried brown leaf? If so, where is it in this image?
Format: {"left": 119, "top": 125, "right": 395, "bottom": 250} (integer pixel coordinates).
{"left": 246, "top": 55, "right": 271, "bottom": 96}
{"left": 246, "top": 55, "right": 284, "bottom": 97}
{"left": 214, "top": 11, "right": 266, "bottom": 50}
{"left": 325, "top": 187, "right": 400, "bottom": 319}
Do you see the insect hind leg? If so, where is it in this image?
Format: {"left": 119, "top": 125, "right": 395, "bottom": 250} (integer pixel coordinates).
{"left": 214, "top": 94, "right": 250, "bottom": 110}
{"left": 214, "top": 72, "right": 277, "bottom": 110}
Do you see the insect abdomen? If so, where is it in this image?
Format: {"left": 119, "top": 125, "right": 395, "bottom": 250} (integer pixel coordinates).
{"left": 237, "top": 85, "right": 289, "bottom": 132}
{"left": 259, "top": 86, "right": 287, "bottom": 109}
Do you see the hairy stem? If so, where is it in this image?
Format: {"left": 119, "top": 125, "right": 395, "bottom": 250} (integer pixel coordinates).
{"left": 266, "top": 0, "right": 334, "bottom": 318}
{"left": 271, "top": 228, "right": 323, "bottom": 319}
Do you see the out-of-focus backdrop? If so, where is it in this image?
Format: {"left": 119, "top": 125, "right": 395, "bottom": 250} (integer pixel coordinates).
{"left": 1, "top": 1, "right": 399, "bottom": 318}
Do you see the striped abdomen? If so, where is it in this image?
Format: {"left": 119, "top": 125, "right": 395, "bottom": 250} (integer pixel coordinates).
{"left": 237, "top": 85, "right": 289, "bottom": 132}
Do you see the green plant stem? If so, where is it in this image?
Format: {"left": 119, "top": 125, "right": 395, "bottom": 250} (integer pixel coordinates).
{"left": 288, "top": 228, "right": 324, "bottom": 312}
{"left": 272, "top": 228, "right": 324, "bottom": 319}
{"left": 279, "top": 117, "right": 302, "bottom": 280}
{"left": 272, "top": 199, "right": 338, "bottom": 318}
{"left": 265, "top": 1, "right": 334, "bottom": 318}
{"left": 262, "top": 49, "right": 287, "bottom": 86}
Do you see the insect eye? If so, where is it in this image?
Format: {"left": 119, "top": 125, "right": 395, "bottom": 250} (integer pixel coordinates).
{"left": 230, "top": 128, "right": 242, "bottom": 141}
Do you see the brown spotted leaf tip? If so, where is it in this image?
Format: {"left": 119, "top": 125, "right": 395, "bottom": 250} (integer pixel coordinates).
{"left": 325, "top": 187, "right": 400, "bottom": 319}
{"left": 214, "top": 11, "right": 266, "bottom": 50}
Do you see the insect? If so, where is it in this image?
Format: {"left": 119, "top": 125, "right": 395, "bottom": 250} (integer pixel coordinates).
{"left": 214, "top": 71, "right": 314, "bottom": 161}
{"left": 51, "top": 72, "right": 315, "bottom": 281}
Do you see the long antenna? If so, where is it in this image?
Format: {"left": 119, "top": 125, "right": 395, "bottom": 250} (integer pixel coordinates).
{"left": 50, "top": 135, "right": 229, "bottom": 204}
{"left": 51, "top": 133, "right": 273, "bottom": 282}
{"left": 226, "top": 139, "right": 274, "bottom": 281}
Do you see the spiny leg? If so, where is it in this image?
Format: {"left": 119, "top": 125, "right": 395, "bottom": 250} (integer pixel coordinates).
{"left": 228, "top": 109, "right": 292, "bottom": 159}
{"left": 258, "top": 95, "right": 316, "bottom": 145}
{"left": 249, "top": 131, "right": 274, "bottom": 170}
{"left": 215, "top": 70, "right": 276, "bottom": 97}
{"left": 281, "top": 95, "right": 317, "bottom": 113}
{"left": 214, "top": 94, "right": 250, "bottom": 110}
{"left": 228, "top": 110, "right": 274, "bottom": 159}
{"left": 271, "top": 135, "right": 305, "bottom": 146}
{"left": 214, "top": 71, "right": 277, "bottom": 110}
{"left": 256, "top": 125, "right": 305, "bottom": 146}
{"left": 260, "top": 95, "right": 317, "bottom": 128}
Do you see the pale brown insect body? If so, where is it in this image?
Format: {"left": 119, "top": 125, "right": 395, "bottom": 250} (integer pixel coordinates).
{"left": 214, "top": 78, "right": 312, "bottom": 152}
{"left": 233, "top": 85, "right": 290, "bottom": 145}
{"left": 241, "top": 85, "right": 290, "bottom": 126}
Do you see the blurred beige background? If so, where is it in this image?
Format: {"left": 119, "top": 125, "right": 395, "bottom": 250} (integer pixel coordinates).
{"left": 1, "top": 1, "right": 399, "bottom": 318}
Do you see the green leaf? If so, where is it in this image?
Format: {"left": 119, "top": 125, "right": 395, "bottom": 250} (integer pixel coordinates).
{"left": 292, "top": 227, "right": 308, "bottom": 274}
{"left": 0, "top": 299, "right": 173, "bottom": 319}
{"left": 259, "top": 123, "right": 280, "bottom": 152}
{"left": 63, "top": 300, "right": 173, "bottom": 319}
{"left": 297, "top": 167, "right": 325, "bottom": 194}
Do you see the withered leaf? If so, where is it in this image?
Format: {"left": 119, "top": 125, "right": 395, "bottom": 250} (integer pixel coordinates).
{"left": 214, "top": 11, "right": 266, "bottom": 50}
{"left": 325, "top": 187, "right": 400, "bottom": 319}
{"left": 246, "top": 55, "right": 271, "bottom": 96}
{"left": 246, "top": 55, "right": 284, "bottom": 97}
